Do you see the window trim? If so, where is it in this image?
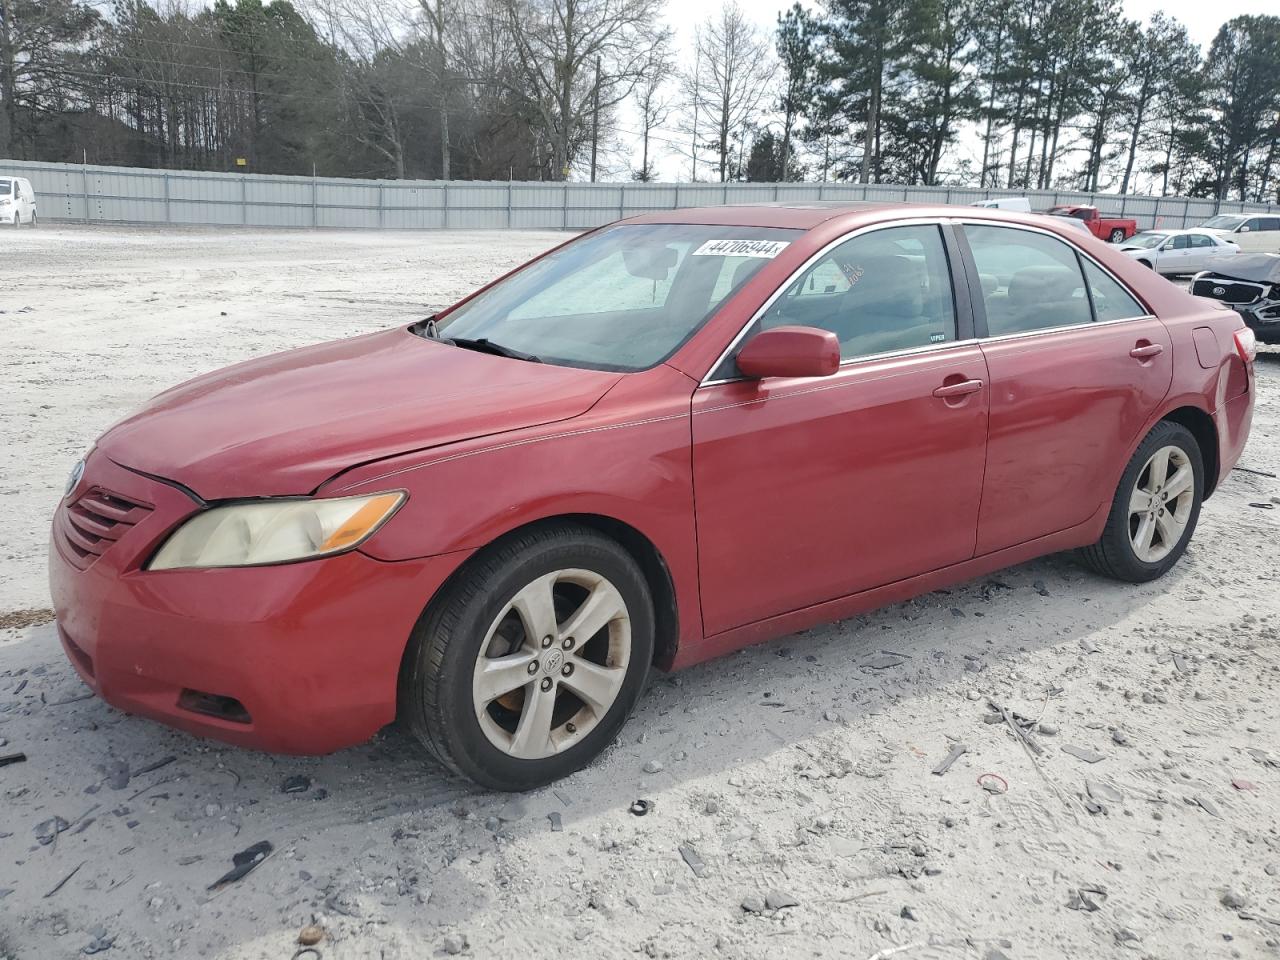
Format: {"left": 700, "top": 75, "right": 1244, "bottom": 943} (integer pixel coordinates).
{"left": 954, "top": 219, "right": 1155, "bottom": 342}
{"left": 700, "top": 217, "right": 972, "bottom": 386}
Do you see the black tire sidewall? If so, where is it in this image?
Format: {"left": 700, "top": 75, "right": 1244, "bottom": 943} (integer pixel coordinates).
{"left": 424, "top": 532, "right": 654, "bottom": 790}
{"left": 1103, "top": 422, "right": 1203, "bottom": 581}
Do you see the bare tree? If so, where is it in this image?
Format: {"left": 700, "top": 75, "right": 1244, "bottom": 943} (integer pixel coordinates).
{"left": 685, "top": 3, "right": 774, "bottom": 182}
{"left": 499, "top": 0, "right": 670, "bottom": 181}
{"left": 631, "top": 44, "right": 672, "bottom": 181}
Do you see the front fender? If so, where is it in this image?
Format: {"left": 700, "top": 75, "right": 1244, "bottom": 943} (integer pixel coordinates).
{"left": 327, "top": 364, "right": 703, "bottom": 649}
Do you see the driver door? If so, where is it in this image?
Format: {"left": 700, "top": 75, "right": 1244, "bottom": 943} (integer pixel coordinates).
{"left": 691, "top": 223, "right": 989, "bottom": 636}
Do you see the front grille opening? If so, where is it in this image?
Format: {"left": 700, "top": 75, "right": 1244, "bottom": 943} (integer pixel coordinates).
{"left": 62, "top": 630, "right": 95, "bottom": 679}
{"left": 178, "top": 689, "right": 252, "bottom": 724}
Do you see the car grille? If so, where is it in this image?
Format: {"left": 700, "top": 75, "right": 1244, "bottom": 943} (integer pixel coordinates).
{"left": 57, "top": 487, "right": 153, "bottom": 569}
{"left": 1191, "top": 276, "right": 1269, "bottom": 305}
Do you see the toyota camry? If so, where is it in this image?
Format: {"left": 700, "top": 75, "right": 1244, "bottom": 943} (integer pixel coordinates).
{"left": 50, "top": 203, "right": 1255, "bottom": 790}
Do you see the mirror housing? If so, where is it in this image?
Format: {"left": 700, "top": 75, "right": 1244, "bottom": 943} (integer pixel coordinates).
{"left": 736, "top": 326, "right": 841, "bottom": 379}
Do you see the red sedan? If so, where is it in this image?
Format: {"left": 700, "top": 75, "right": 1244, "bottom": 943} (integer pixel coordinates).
{"left": 50, "top": 203, "right": 1255, "bottom": 790}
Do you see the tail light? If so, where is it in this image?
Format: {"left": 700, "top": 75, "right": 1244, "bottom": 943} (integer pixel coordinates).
{"left": 1234, "top": 327, "right": 1257, "bottom": 364}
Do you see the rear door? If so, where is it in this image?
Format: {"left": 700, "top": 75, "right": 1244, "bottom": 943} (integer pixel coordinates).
{"left": 959, "top": 222, "right": 1173, "bottom": 555}
{"left": 691, "top": 221, "right": 990, "bottom": 635}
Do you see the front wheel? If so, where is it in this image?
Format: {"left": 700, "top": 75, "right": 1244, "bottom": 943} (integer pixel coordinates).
{"left": 1079, "top": 421, "right": 1203, "bottom": 583}
{"left": 399, "top": 522, "right": 654, "bottom": 791}
{"left": 1108, "top": 228, "right": 1125, "bottom": 243}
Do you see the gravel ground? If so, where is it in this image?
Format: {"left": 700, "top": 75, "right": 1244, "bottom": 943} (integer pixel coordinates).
{"left": 2, "top": 224, "right": 1279, "bottom": 960}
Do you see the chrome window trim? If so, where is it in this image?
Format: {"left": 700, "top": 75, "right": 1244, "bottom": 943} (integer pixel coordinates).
{"left": 699, "top": 217, "right": 961, "bottom": 387}
{"left": 699, "top": 215, "right": 1158, "bottom": 387}
{"left": 977, "top": 313, "right": 1158, "bottom": 345}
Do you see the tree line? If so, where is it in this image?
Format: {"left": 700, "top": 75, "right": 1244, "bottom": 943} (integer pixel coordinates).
{"left": 1, "top": 0, "right": 1278, "bottom": 201}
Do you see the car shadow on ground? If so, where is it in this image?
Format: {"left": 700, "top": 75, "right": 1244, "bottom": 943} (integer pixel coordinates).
{"left": 0, "top": 543, "right": 1184, "bottom": 952}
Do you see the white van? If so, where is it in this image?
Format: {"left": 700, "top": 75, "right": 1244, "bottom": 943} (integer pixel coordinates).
{"left": 971, "top": 197, "right": 1033, "bottom": 212}
{"left": 0, "top": 176, "right": 37, "bottom": 227}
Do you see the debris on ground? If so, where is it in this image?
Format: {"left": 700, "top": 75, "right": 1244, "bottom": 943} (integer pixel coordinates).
{"left": 281, "top": 775, "right": 311, "bottom": 794}
{"left": 1066, "top": 885, "right": 1108, "bottom": 912}
{"left": 1062, "top": 745, "right": 1106, "bottom": 764}
{"left": 207, "top": 841, "right": 273, "bottom": 891}
{"left": 977, "top": 773, "right": 1008, "bottom": 795}
{"left": 678, "top": 844, "right": 708, "bottom": 878}
{"left": 931, "top": 743, "right": 968, "bottom": 776}
{"left": 297, "top": 925, "right": 325, "bottom": 946}
{"left": 0, "top": 752, "right": 27, "bottom": 768}
{"left": 629, "top": 799, "right": 653, "bottom": 816}
{"left": 765, "top": 890, "right": 799, "bottom": 911}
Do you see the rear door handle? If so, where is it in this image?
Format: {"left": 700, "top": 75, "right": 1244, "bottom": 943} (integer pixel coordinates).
{"left": 932, "top": 378, "right": 984, "bottom": 399}
{"left": 1130, "top": 343, "right": 1164, "bottom": 360}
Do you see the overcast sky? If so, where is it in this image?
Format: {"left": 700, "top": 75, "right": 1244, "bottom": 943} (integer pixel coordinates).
{"left": 630, "top": 0, "right": 1277, "bottom": 183}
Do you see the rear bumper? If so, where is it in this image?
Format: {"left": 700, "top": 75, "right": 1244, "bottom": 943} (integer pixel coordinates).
{"left": 1214, "top": 387, "right": 1254, "bottom": 487}
{"left": 49, "top": 451, "right": 463, "bottom": 754}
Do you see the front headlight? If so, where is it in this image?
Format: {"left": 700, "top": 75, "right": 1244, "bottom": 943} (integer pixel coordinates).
{"left": 147, "top": 491, "right": 405, "bottom": 570}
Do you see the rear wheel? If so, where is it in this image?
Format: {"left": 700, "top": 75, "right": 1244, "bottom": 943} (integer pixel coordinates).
{"left": 1080, "top": 421, "right": 1203, "bottom": 583}
{"left": 399, "top": 522, "right": 654, "bottom": 791}
{"left": 1108, "top": 228, "right": 1125, "bottom": 243}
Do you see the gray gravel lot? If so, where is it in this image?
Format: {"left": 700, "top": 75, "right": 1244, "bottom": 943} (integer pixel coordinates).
{"left": 1, "top": 224, "right": 1279, "bottom": 960}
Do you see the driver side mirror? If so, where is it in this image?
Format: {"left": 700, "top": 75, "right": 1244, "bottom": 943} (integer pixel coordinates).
{"left": 737, "top": 326, "right": 840, "bottom": 379}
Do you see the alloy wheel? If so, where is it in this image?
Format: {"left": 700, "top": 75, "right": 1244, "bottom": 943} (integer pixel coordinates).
{"left": 1128, "top": 444, "right": 1194, "bottom": 563}
{"left": 471, "top": 568, "right": 631, "bottom": 760}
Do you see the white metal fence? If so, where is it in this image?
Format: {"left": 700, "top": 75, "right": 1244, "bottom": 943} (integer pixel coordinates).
{"left": 3, "top": 158, "right": 1277, "bottom": 231}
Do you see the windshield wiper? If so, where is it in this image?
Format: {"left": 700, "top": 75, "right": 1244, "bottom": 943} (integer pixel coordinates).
{"left": 446, "top": 337, "right": 542, "bottom": 363}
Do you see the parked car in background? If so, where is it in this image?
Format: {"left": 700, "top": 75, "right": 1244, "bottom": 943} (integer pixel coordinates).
{"left": 1045, "top": 204, "right": 1138, "bottom": 242}
{"left": 1197, "top": 214, "right": 1280, "bottom": 254}
{"left": 0, "top": 176, "right": 36, "bottom": 226}
{"left": 50, "top": 203, "right": 1255, "bottom": 790}
{"left": 1191, "top": 254, "right": 1280, "bottom": 343}
{"left": 1118, "top": 229, "right": 1239, "bottom": 275}
{"left": 971, "top": 197, "right": 1033, "bottom": 212}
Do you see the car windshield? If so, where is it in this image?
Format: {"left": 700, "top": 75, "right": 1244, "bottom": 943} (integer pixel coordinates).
{"left": 1126, "top": 233, "right": 1167, "bottom": 248}
{"left": 432, "top": 223, "right": 801, "bottom": 372}
{"left": 0, "top": 179, "right": 11, "bottom": 196}
{"left": 1201, "top": 215, "right": 1246, "bottom": 229}
{"left": 1047, "top": 206, "right": 1089, "bottom": 220}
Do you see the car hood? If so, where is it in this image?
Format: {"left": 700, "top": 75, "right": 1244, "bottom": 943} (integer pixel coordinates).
{"left": 97, "top": 327, "right": 623, "bottom": 500}
{"left": 1200, "top": 253, "right": 1280, "bottom": 284}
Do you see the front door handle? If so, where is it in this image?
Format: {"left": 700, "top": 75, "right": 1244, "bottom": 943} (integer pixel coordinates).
{"left": 1130, "top": 343, "right": 1164, "bottom": 360}
{"left": 932, "top": 378, "right": 984, "bottom": 399}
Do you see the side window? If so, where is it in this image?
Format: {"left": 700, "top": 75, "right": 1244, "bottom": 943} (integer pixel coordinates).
{"left": 755, "top": 224, "right": 957, "bottom": 361}
{"left": 1243, "top": 219, "right": 1261, "bottom": 232}
{"left": 1170, "top": 234, "right": 1190, "bottom": 250}
{"left": 1189, "top": 234, "right": 1214, "bottom": 248}
{"left": 1261, "top": 218, "right": 1280, "bottom": 232}
{"left": 1081, "top": 259, "right": 1146, "bottom": 322}
{"left": 965, "top": 225, "right": 1092, "bottom": 335}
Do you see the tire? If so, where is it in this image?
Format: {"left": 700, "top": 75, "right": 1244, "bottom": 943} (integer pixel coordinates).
{"left": 399, "top": 521, "right": 654, "bottom": 791}
{"left": 1079, "top": 420, "right": 1203, "bottom": 583}
{"left": 11, "top": 214, "right": 19, "bottom": 228}
{"left": 29, "top": 213, "right": 36, "bottom": 228}
{"left": 1108, "top": 228, "right": 1125, "bottom": 243}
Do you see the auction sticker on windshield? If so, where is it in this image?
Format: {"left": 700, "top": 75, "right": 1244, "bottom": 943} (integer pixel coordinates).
{"left": 691, "top": 239, "right": 791, "bottom": 258}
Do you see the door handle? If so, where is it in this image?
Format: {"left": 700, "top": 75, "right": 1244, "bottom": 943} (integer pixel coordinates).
{"left": 932, "top": 378, "right": 984, "bottom": 399}
{"left": 1129, "top": 343, "right": 1164, "bottom": 360}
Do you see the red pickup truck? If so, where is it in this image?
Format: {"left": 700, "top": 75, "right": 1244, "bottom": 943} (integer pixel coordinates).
{"left": 1045, "top": 205, "right": 1138, "bottom": 243}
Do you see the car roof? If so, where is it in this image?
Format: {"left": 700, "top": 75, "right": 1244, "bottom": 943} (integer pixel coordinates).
{"left": 623, "top": 201, "right": 907, "bottom": 230}
{"left": 621, "top": 201, "right": 1108, "bottom": 239}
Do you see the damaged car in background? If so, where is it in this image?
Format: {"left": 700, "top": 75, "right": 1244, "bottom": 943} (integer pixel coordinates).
{"left": 1191, "top": 254, "right": 1280, "bottom": 344}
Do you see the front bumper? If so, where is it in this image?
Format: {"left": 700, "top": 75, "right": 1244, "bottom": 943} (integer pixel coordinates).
{"left": 49, "top": 451, "right": 460, "bottom": 754}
